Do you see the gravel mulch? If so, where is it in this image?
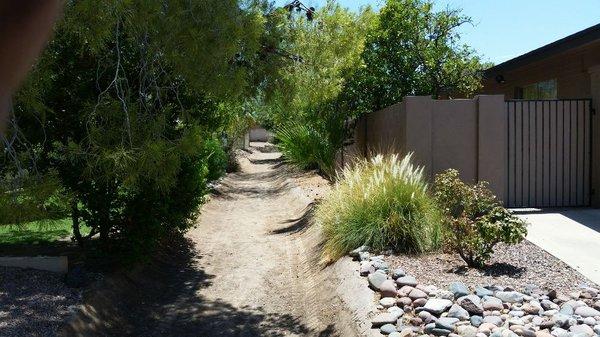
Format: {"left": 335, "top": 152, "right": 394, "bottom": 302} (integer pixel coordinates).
{"left": 0, "top": 267, "right": 82, "bottom": 337}
{"left": 386, "top": 240, "right": 597, "bottom": 294}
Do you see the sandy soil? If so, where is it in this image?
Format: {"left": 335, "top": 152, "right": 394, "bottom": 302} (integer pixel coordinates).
{"left": 61, "top": 142, "right": 374, "bottom": 337}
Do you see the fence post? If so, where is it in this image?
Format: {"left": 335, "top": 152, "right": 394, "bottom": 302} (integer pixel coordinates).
{"left": 589, "top": 65, "right": 600, "bottom": 207}
{"left": 476, "top": 95, "right": 508, "bottom": 204}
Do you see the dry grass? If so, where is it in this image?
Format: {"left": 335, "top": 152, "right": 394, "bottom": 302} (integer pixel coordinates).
{"left": 316, "top": 153, "right": 442, "bottom": 260}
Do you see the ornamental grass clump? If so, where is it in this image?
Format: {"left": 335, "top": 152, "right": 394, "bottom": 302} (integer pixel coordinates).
{"left": 433, "top": 169, "right": 527, "bottom": 268}
{"left": 317, "top": 153, "right": 442, "bottom": 260}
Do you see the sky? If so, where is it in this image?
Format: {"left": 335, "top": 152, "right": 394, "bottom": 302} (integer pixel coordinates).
{"left": 274, "top": 0, "right": 600, "bottom": 65}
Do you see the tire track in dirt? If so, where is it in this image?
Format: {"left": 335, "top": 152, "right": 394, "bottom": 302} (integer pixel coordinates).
{"left": 61, "top": 142, "right": 376, "bottom": 337}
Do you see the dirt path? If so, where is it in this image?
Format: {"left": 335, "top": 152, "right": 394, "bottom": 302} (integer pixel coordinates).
{"left": 62, "top": 142, "right": 374, "bottom": 337}
{"left": 177, "top": 142, "right": 335, "bottom": 336}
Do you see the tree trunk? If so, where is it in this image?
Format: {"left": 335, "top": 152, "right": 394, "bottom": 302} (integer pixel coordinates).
{"left": 71, "top": 199, "right": 84, "bottom": 246}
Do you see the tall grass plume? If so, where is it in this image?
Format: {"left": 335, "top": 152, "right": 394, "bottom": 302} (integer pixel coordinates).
{"left": 316, "top": 153, "right": 441, "bottom": 260}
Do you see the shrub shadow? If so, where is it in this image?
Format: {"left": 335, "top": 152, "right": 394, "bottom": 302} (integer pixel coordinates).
{"left": 271, "top": 202, "right": 316, "bottom": 235}
{"left": 447, "top": 262, "right": 526, "bottom": 278}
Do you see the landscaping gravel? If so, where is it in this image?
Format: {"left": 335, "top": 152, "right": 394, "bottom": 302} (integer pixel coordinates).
{"left": 386, "top": 240, "right": 597, "bottom": 294}
{"left": 0, "top": 266, "right": 82, "bottom": 337}
{"left": 350, "top": 243, "right": 600, "bottom": 337}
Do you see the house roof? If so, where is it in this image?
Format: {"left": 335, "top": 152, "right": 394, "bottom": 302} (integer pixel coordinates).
{"left": 485, "top": 23, "right": 600, "bottom": 76}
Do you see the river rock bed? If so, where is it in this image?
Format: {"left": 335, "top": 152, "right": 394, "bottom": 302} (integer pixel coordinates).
{"left": 350, "top": 246, "right": 600, "bottom": 337}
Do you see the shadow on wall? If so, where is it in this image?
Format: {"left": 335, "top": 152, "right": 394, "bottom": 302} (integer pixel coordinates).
{"left": 60, "top": 234, "right": 335, "bottom": 337}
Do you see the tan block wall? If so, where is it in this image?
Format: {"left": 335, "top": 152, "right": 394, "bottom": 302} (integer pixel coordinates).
{"left": 348, "top": 95, "right": 507, "bottom": 203}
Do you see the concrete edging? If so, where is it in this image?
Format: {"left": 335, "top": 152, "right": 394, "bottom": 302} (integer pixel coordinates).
{"left": 0, "top": 256, "right": 68, "bottom": 274}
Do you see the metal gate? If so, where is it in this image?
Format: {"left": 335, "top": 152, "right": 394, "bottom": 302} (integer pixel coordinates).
{"left": 506, "top": 99, "right": 593, "bottom": 208}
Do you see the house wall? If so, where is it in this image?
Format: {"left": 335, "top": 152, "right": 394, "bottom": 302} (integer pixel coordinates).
{"left": 482, "top": 40, "right": 600, "bottom": 99}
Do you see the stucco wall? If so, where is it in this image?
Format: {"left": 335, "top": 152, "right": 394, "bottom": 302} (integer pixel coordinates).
{"left": 349, "top": 95, "right": 507, "bottom": 203}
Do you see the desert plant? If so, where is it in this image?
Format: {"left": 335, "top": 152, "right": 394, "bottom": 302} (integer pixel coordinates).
{"left": 316, "top": 153, "right": 442, "bottom": 260}
{"left": 433, "top": 169, "right": 527, "bottom": 268}
{"left": 275, "top": 122, "right": 337, "bottom": 177}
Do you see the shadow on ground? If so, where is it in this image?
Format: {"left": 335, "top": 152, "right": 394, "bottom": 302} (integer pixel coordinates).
{"left": 447, "top": 262, "right": 526, "bottom": 278}
{"left": 62, "top": 234, "right": 328, "bottom": 337}
{"left": 271, "top": 202, "right": 317, "bottom": 235}
{"left": 212, "top": 164, "right": 307, "bottom": 199}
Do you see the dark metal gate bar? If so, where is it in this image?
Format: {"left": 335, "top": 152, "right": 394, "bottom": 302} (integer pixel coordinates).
{"left": 506, "top": 99, "right": 593, "bottom": 208}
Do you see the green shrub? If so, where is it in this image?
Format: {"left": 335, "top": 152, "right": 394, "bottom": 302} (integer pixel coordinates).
{"left": 433, "top": 169, "right": 527, "bottom": 268}
{"left": 316, "top": 153, "right": 442, "bottom": 260}
{"left": 275, "top": 122, "right": 337, "bottom": 178}
{"left": 200, "top": 137, "right": 228, "bottom": 181}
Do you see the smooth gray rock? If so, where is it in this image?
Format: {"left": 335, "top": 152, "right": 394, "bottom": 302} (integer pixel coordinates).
{"left": 508, "top": 310, "right": 525, "bottom": 317}
{"left": 409, "top": 288, "right": 428, "bottom": 300}
{"left": 372, "top": 312, "right": 402, "bottom": 327}
{"left": 396, "top": 275, "right": 418, "bottom": 287}
{"left": 450, "top": 282, "right": 470, "bottom": 298}
{"left": 368, "top": 272, "right": 388, "bottom": 290}
{"left": 436, "top": 317, "right": 459, "bottom": 330}
{"left": 448, "top": 304, "right": 470, "bottom": 320}
{"left": 419, "top": 310, "right": 435, "bottom": 324}
{"left": 483, "top": 316, "right": 503, "bottom": 326}
{"left": 372, "top": 260, "right": 390, "bottom": 272}
{"left": 550, "top": 328, "right": 570, "bottom": 337}
{"left": 380, "top": 297, "right": 397, "bottom": 308}
{"left": 569, "top": 324, "right": 594, "bottom": 337}
{"left": 392, "top": 268, "right": 406, "bottom": 279}
{"left": 582, "top": 317, "right": 596, "bottom": 326}
{"left": 541, "top": 299, "right": 559, "bottom": 311}
{"left": 559, "top": 304, "right": 574, "bottom": 315}
{"left": 495, "top": 291, "right": 525, "bottom": 303}
{"left": 380, "top": 280, "right": 398, "bottom": 298}
{"left": 470, "top": 315, "right": 483, "bottom": 327}
{"left": 574, "top": 306, "right": 600, "bottom": 318}
{"left": 380, "top": 323, "right": 398, "bottom": 335}
{"left": 475, "top": 287, "right": 494, "bottom": 298}
{"left": 483, "top": 296, "right": 504, "bottom": 311}
{"left": 431, "top": 328, "right": 453, "bottom": 336}
{"left": 593, "top": 325, "right": 600, "bottom": 335}
{"left": 422, "top": 298, "right": 454, "bottom": 315}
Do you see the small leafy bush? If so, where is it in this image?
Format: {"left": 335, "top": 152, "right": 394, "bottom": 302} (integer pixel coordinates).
{"left": 316, "top": 153, "right": 442, "bottom": 260}
{"left": 275, "top": 122, "right": 337, "bottom": 177}
{"left": 200, "top": 137, "right": 228, "bottom": 181}
{"left": 433, "top": 169, "right": 527, "bottom": 268}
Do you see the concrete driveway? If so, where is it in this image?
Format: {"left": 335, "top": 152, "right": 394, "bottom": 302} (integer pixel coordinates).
{"left": 516, "top": 208, "right": 600, "bottom": 286}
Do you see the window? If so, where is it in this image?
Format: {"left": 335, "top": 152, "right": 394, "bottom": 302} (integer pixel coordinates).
{"left": 520, "top": 79, "right": 557, "bottom": 99}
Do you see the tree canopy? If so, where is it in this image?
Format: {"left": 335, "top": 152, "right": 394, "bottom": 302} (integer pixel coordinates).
{"left": 0, "top": 0, "right": 487, "bottom": 259}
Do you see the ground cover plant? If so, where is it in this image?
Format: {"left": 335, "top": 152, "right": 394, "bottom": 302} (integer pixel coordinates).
{"left": 433, "top": 169, "right": 527, "bottom": 268}
{"left": 0, "top": 219, "right": 89, "bottom": 245}
{"left": 316, "top": 153, "right": 441, "bottom": 260}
